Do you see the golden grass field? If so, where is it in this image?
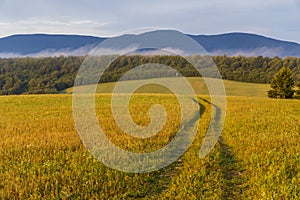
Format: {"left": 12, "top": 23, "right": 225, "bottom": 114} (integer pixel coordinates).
{"left": 65, "top": 77, "right": 270, "bottom": 98}
{"left": 0, "top": 89, "right": 299, "bottom": 199}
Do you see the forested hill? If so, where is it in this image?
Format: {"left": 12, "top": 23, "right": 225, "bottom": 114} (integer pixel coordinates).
{"left": 0, "top": 55, "right": 299, "bottom": 95}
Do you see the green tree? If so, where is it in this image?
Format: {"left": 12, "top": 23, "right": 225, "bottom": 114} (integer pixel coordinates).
{"left": 268, "top": 67, "right": 295, "bottom": 99}
{"left": 294, "top": 82, "right": 300, "bottom": 99}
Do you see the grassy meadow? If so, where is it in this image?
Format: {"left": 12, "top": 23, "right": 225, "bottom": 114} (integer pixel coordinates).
{"left": 0, "top": 78, "right": 299, "bottom": 199}
{"left": 65, "top": 77, "right": 270, "bottom": 97}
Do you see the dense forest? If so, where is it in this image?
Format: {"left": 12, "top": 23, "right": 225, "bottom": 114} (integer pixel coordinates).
{"left": 0, "top": 55, "right": 299, "bottom": 95}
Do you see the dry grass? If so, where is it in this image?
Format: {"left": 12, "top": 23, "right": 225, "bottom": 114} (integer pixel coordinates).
{"left": 0, "top": 94, "right": 299, "bottom": 199}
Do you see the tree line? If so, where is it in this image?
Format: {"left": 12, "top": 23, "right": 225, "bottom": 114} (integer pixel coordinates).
{"left": 0, "top": 55, "right": 299, "bottom": 95}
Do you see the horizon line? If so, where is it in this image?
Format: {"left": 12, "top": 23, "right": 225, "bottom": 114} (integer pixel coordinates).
{"left": 0, "top": 31, "right": 299, "bottom": 45}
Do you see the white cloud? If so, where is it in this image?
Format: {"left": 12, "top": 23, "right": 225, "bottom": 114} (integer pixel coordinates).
{"left": 0, "top": 44, "right": 95, "bottom": 58}
{"left": 0, "top": 45, "right": 188, "bottom": 58}
{"left": 210, "top": 47, "right": 299, "bottom": 58}
{"left": 0, "top": 17, "right": 113, "bottom": 37}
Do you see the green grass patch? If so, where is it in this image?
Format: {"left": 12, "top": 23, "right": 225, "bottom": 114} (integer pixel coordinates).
{"left": 65, "top": 77, "right": 270, "bottom": 97}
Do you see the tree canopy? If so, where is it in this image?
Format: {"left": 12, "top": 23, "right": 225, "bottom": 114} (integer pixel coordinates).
{"left": 268, "top": 67, "right": 295, "bottom": 99}
{"left": 0, "top": 55, "right": 299, "bottom": 95}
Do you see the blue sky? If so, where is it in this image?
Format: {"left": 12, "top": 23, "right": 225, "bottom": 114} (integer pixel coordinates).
{"left": 0, "top": 0, "right": 299, "bottom": 43}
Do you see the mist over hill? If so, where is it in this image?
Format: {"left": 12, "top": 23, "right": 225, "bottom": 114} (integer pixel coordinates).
{"left": 0, "top": 32, "right": 300, "bottom": 58}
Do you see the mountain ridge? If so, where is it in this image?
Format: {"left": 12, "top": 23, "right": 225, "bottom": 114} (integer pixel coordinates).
{"left": 1, "top": 32, "right": 300, "bottom": 58}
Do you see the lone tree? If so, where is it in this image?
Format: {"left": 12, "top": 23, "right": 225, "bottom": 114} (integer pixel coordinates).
{"left": 268, "top": 67, "right": 295, "bottom": 99}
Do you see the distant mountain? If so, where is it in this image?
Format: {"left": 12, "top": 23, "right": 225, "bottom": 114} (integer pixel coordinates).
{"left": 0, "top": 34, "right": 105, "bottom": 57}
{"left": 188, "top": 33, "right": 300, "bottom": 57}
{"left": 0, "top": 32, "right": 300, "bottom": 58}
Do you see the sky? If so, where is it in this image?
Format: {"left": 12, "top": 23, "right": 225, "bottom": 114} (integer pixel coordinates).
{"left": 0, "top": 0, "right": 300, "bottom": 43}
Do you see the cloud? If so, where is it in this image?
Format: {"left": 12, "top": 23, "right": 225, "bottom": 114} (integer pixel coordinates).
{"left": 209, "top": 47, "right": 298, "bottom": 58}
{"left": 0, "top": 45, "right": 188, "bottom": 58}
{"left": 0, "top": 17, "right": 112, "bottom": 37}
{"left": 126, "top": 47, "right": 185, "bottom": 56}
{"left": 0, "top": 0, "right": 300, "bottom": 43}
{"left": 1, "top": 45, "right": 299, "bottom": 58}
{"left": 0, "top": 44, "right": 95, "bottom": 58}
